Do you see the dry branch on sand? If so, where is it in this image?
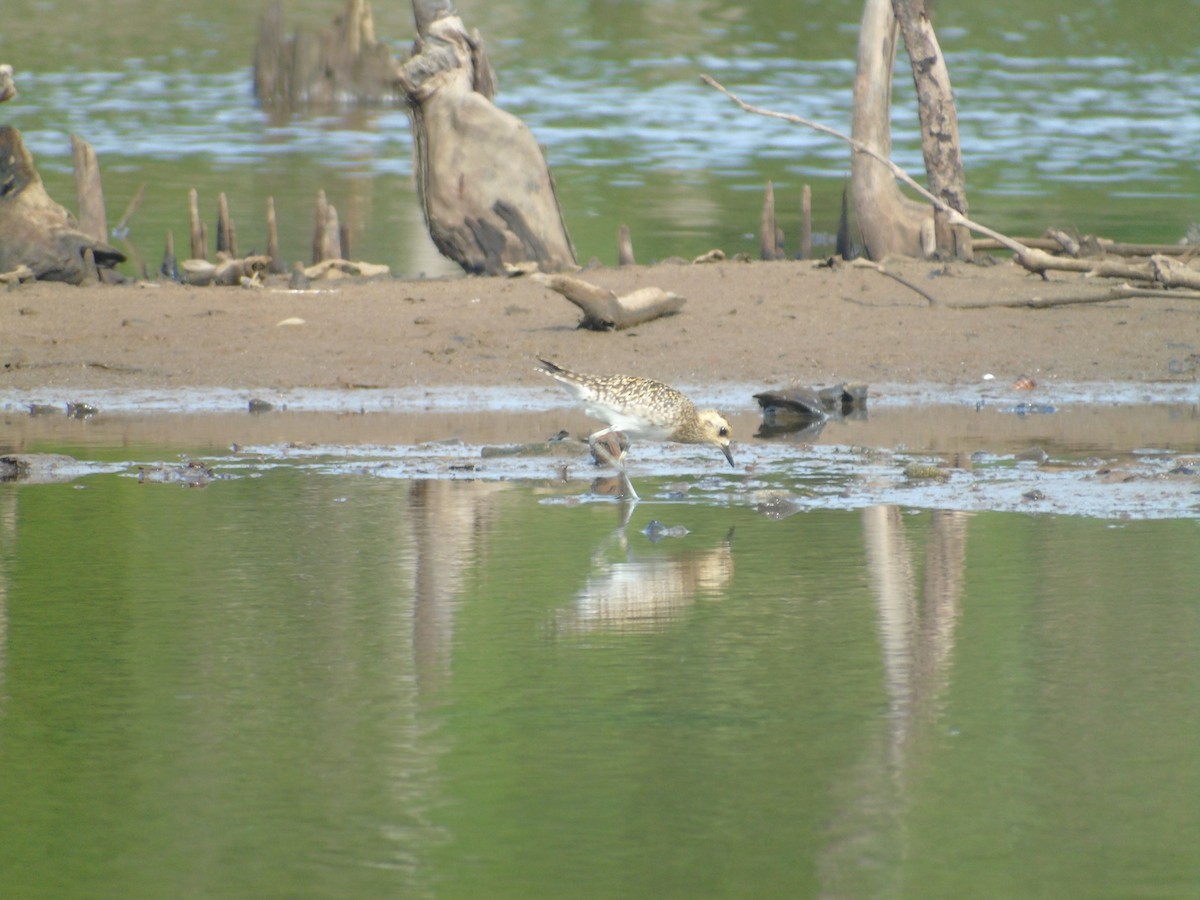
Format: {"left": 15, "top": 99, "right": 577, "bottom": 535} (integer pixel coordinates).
{"left": 532, "top": 272, "right": 685, "bottom": 331}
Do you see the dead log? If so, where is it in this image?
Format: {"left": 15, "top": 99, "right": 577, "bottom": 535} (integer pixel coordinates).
{"left": 971, "top": 237, "right": 1066, "bottom": 253}
{"left": 973, "top": 235, "right": 1200, "bottom": 259}
{"left": 180, "top": 255, "right": 272, "bottom": 287}
{"left": 1150, "top": 255, "right": 1200, "bottom": 291}
{"left": 1100, "top": 240, "right": 1200, "bottom": 258}
{"left": 532, "top": 272, "right": 685, "bottom": 331}
{"left": 303, "top": 258, "right": 390, "bottom": 280}
{"left": 0, "top": 265, "right": 34, "bottom": 284}
{"left": 1046, "top": 228, "right": 1081, "bottom": 257}
{"left": 956, "top": 284, "right": 1200, "bottom": 309}
{"left": 0, "top": 126, "right": 125, "bottom": 283}
{"left": 397, "top": 0, "right": 576, "bottom": 275}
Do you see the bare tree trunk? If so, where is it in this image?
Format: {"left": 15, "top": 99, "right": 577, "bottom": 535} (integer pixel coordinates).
{"left": 851, "top": 0, "right": 932, "bottom": 260}
{"left": 892, "top": 0, "right": 972, "bottom": 259}
{"left": 852, "top": 0, "right": 969, "bottom": 261}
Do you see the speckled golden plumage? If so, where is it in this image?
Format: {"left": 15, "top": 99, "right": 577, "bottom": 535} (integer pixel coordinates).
{"left": 537, "top": 358, "right": 735, "bottom": 467}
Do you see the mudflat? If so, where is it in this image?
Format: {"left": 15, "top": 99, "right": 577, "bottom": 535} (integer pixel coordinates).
{"left": 2, "top": 256, "right": 1196, "bottom": 394}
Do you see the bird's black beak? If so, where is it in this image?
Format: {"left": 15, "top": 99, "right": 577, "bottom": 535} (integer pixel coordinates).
{"left": 722, "top": 443, "right": 735, "bottom": 467}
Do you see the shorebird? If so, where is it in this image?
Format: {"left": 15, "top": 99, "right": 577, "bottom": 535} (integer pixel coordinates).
{"left": 536, "top": 359, "right": 735, "bottom": 488}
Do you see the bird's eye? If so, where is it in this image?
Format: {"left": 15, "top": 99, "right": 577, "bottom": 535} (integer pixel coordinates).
{"left": 718, "top": 426, "right": 729, "bottom": 437}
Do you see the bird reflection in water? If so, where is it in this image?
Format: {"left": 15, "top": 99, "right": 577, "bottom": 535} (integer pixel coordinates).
{"left": 551, "top": 523, "right": 734, "bottom": 635}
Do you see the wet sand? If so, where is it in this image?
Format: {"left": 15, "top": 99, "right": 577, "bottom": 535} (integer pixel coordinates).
{"left": 3, "top": 256, "right": 1197, "bottom": 396}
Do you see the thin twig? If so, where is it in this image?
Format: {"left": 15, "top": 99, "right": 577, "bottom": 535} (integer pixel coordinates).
{"left": 854, "top": 260, "right": 940, "bottom": 306}
{"left": 700, "top": 74, "right": 1041, "bottom": 267}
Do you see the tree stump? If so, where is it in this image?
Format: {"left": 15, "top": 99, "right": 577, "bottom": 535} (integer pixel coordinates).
{"left": 851, "top": 0, "right": 969, "bottom": 260}
{"left": 0, "top": 126, "right": 125, "bottom": 283}
{"left": 253, "top": 0, "right": 399, "bottom": 107}
{"left": 396, "top": 0, "right": 576, "bottom": 275}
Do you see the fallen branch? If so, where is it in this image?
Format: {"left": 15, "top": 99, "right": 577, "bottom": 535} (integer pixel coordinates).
{"left": 954, "top": 284, "right": 1200, "bottom": 309}
{"left": 532, "top": 272, "right": 685, "bottom": 330}
{"left": 181, "top": 255, "right": 272, "bottom": 286}
{"left": 853, "top": 259, "right": 939, "bottom": 306}
{"left": 1099, "top": 240, "right": 1199, "bottom": 259}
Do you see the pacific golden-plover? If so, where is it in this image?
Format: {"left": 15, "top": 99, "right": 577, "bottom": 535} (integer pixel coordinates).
{"left": 537, "top": 359, "right": 735, "bottom": 480}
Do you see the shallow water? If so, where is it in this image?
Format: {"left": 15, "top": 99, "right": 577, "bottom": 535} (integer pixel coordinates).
{"left": 3, "top": 0, "right": 1198, "bottom": 275}
{"left": 1, "top": 446, "right": 1198, "bottom": 896}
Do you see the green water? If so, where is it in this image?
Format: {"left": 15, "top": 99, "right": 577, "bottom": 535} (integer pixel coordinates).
{"left": 1, "top": 471, "right": 1197, "bottom": 897}
{"left": 2, "top": 0, "right": 1198, "bottom": 275}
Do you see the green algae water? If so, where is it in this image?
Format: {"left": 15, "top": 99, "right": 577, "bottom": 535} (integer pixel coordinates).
{"left": 1, "top": 466, "right": 1198, "bottom": 897}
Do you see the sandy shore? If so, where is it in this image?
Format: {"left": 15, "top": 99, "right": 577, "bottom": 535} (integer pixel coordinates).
{"left": 2, "top": 256, "right": 1197, "bottom": 396}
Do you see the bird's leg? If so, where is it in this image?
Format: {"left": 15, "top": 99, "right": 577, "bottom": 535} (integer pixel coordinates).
{"left": 588, "top": 426, "right": 639, "bottom": 501}
{"left": 618, "top": 471, "right": 640, "bottom": 503}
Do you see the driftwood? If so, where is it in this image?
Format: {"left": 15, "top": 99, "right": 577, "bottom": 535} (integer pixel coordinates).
{"left": 0, "top": 265, "right": 33, "bottom": 285}
{"left": 973, "top": 234, "right": 1200, "bottom": 260}
{"left": 254, "top": 0, "right": 398, "bottom": 107}
{"left": 692, "top": 249, "right": 727, "bottom": 264}
{"left": 396, "top": 1, "right": 575, "bottom": 275}
{"left": 960, "top": 284, "right": 1200, "bottom": 310}
{"left": 854, "top": 258, "right": 940, "bottom": 306}
{"left": 180, "top": 255, "right": 273, "bottom": 287}
{"left": 0, "top": 126, "right": 125, "bottom": 284}
{"left": 303, "top": 258, "right": 390, "bottom": 280}
{"left": 532, "top": 272, "right": 685, "bottom": 331}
